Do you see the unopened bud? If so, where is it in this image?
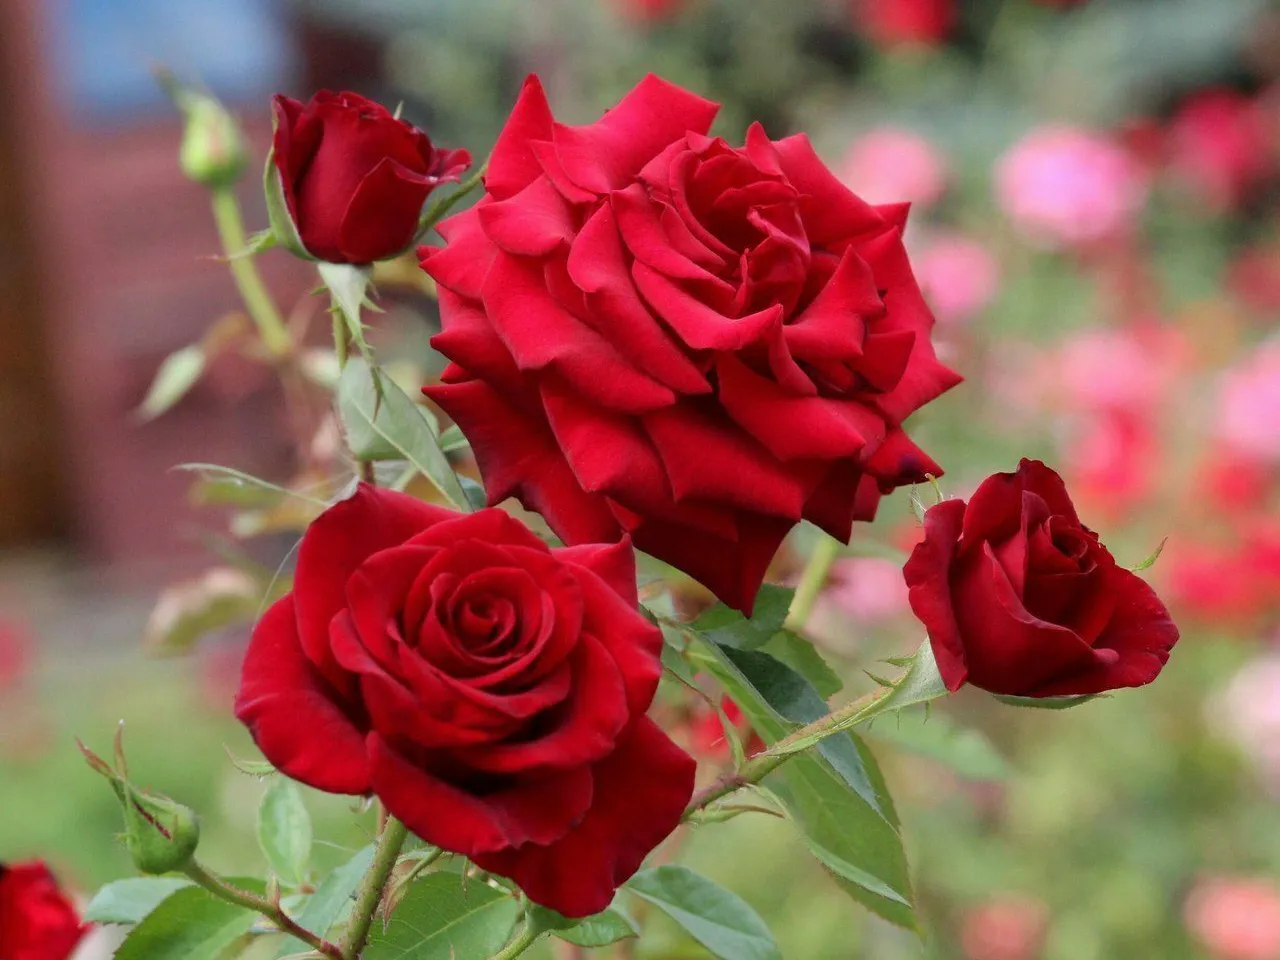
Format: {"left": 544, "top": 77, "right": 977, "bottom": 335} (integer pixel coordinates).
{"left": 78, "top": 732, "right": 201, "bottom": 875}
{"left": 157, "top": 68, "right": 248, "bottom": 189}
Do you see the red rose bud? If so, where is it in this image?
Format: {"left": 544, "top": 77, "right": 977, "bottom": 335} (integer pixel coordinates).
{"left": 420, "top": 74, "right": 959, "bottom": 614}
{"left": 234, "top": 485, "right": 696, "bottom": 918}
{"left": 269, "top": 91, "right": 471, "bottom": 263}
{"left": 78, "top": 736, "right": 201, "bottom": 875}
{"left": 903, "top": 459, "right": 1179, "bottom": 697}
{"left": 0, "top": 862, "right": 88, "bottom": 960}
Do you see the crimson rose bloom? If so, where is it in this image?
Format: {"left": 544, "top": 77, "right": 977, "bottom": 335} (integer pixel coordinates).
{"left": 421, "top": 75, "right": 959, "bottom": 613}
{"left": 234, "top": 485, "right": 695, "bottom": 917}
{"left": 0, "top": 862, "right": 87, "bottom": 960}
{"left": 904, "top": 460, "right": 1179, "bottom": 697}
{"left": 272, "top": 91, "right": 470, "bottom": 263}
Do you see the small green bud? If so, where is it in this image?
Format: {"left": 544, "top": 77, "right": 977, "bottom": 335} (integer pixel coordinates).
{"left": 179, "top": 95, "right": 249, "bottom": 189}
{"left": 78, "top": 730, "right": 201, "bottom": 875}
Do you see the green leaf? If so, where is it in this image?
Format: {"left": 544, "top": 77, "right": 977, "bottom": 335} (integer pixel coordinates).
{"left": 1129, "top": 536, "right": 1168, "bottom": 573}
{"left": 691, "top": 644, "right": 914, "bottom": 929}
{"left": 993, "top": 693, "right": 1105, "bottom": 710}
{"left": 758, "top": 630, "right": 843, "bottom": 699}
{"left": 258, "top": 779, "right": 312, "bottom": 886}
{"left": 83, "top": 877, "right": 192, "bottom": 925}
{"left": 319, "top": 262, "right": 377, "bottom": 369}
{"left": 864, "top": 708, "right": 1011, "bottom": 782}
{"left": 142, "top": 567, "right": 263, "bottom": 656}
{"left": 437, "top": 424, "right": 469, "bottom": 453}
{"left": 803, "top": 841, "right": 911, "bottom": 907}
{"left": 275, "top": 845, "right": 375, "bottom": 956}
{"left": 553, "top": 907, "right": 638, "bottom": 948}
{"left": 692, "top": 585, "right": 795, "bottom": 651}
{"left": 364, "top": 872, "right": 520, "bottom": 959}
{"left": 337, "top": 359, "right": 469, "bottom": 510}
{"left": 136, "top": 345, "right": 205, "bottom": 421}
{"left": 627, "top": 866, "right": 780, "bottom": 960}
{"left": 114, "top": 882, "right": 264, "bottom": 960}
{"left": 175, "top": 463, "right": 328, "bottom": 508}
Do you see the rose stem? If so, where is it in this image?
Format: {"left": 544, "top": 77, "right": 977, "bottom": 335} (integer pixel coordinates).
{"left": 486, "top": 920, "right": 539, "bottom": 960}
{"left": 210, "top": 187, "right": 292, "bottom": 357}
{"left": 182, "top": 860, "right": 344, "bottom": 960}
{"left": 341, "top": 816, "right": 410, "bottom": 958}
{"left": 785, "top": 533, "right": 841, "bottom": 631}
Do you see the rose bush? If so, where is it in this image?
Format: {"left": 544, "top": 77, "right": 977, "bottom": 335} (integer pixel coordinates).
{"left": 0, "top": 862, "right": 86, "bottom": 960}
{"left": 234, "top": 484, "right": 696, "bottom": 917}
{"left": 421, "top": 74, "right": 959, "bottom": 613}
{"left": 903, "top": 459, "right": 1179, "bottom": 696}
{"left": 271, "top": 91, "right": 470, "bottom": 263}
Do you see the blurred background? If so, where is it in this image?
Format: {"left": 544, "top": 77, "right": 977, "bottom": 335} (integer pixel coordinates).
{"left": 4, "top": 0, "right": 1280, "bottom": 957}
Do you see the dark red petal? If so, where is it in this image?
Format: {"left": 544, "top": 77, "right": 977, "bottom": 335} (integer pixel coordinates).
{"left": 631, "top": 262, "right": 782, "bottom": 352}
{"left": 235, "top": 597, "right": 372, "bottom": 795}
{"left": 556, "top": 537, "right": 640, "bottom": 607}
{"left": 782, "top": 249, "right": 878, "bottom": 363}
{"left": 478, "top": 175, "right": 576, "bottom": 256}
{"left": 463, "top": 634, "right": 630, "bottom": 774}
{"left": 1032, "top": 567, "right": 1179, "bottom": 696}
{"left": 338, "top": 157, "right": 440, "bottom": 264}
{"left": 903, "top": 498, "right": 969, "bottom": 691}
{"left": 772, "top": 132, "right": 886, "bottom": 245}
{"left": 423, "top": 379, "right": 623, "bottom": 546}
{"left": 1014, "top": 459, "right": 1082, "bottom": 526}
{"left": 370, "top": 733, "right": 595, "bottom": 855}
{"left": 481, "top": 253, "right": 675, "bottom": 414}
{"left": 570, "top": 557, "right": 664, "bottom": 714}
{"left": 471, "top": 717, "right": 696, "bottom": 918}
{"left": 420, "top": 205, "right": 497, "bottom": 300}
{"left": 294, "top": 485, "right": 454, "bottom": 687}
{"left": 430, "top": 288, "right": 526, "bottom": 397}
{"left": 486, "top": 75, "right": 557, "bottom": 201}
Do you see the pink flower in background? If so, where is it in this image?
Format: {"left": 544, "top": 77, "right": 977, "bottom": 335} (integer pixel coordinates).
{"left": 1170, "top": 89, "right": 1273, "bottom": 211}
{"left": 1185, "top": 876, "right": 1280, "bottom": 960}
{"left": 960, "top": 895, "right": 1050, "bottom": 960}
{"left": 1194, "top": 447, "right": 1275, "bottom": 516}
{"left": 825, "top": 557, "right": 911, "bottom": 622}
{"left": 852, "top": 0, "right": 956, "bottom": 48}
{"left": 995, "top": 126, "right": 1147, "bottom": 247}
{"left": 1217, "top": 340, "right": 1280, "bottom": 462}
{"left": 615, "top": 0, "right": 685, "bottom": 21}
{"left": 1162, "top": 540, "right": 1269, "bottom": 625}
{"left": 0, "top": 621, "right": 30, "bottom": 693}
{"left": 842, "top": 127, "right": 948, "bottom": 208}
{"left": 915, "top": 233, "right": 1000, "bottom": 326}
{"left": 1229, "top": 245, "right": 1280, "bottom": 314}
{"left": 1065, "top": 409, "right": 1158, "bottom": 521}
{"left": 1054, "top": 325, "right": 1176, "bottom": 413}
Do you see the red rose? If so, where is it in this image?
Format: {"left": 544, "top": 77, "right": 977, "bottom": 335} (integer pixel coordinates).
{"left": 903, "top": 460, "right": 1178, "bottom": 696}
{"left": 421, "top": 75, "right": 959, "bottom": 613}
{"left": 852, "top": 0, "right": 956, "bottom": 48}
{"left": 271, "top": 91, "right": 470, "bottom": 263}
{"left": 234, "top": 485, "right": 695, "bottom": 917}
{"left": 0, "top": 862, "right": 87, "bottom": 960}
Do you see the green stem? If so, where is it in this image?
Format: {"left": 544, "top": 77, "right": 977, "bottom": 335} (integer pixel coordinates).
{"left": 211, "top": 188, "right": 292, "bottom": 357}
{"left": 183, "top": 861, "right": 344, "bottom": 960}
{"left": 786, "top": 533, "right": 841, "bottom": 630}
{"left": 487, "top": 921, "right": 539, "bottom": 960}
{"left": 341, "top": 817, "right": 410, "bottom": 959}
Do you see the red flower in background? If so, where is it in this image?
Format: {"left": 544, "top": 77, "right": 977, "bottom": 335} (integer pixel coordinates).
{"left": 0, "top": 862, "right": 87, "bottom": 960}
{"left": 852, "top": 0, "right": 956, "bottom": 48}
{"left": 1169, "top": 89, "right": 1273, "bottom": 211}
{"left": 904, "top": 460, "right": 1179, "bottom": 696}
{"left": 271, "top": 91, "right": 470, "bottom": 263}
{"left": 421, "top": 74, "right": 959, "bottom": 613}
{"left": 0, "top": 622, "right": 29, "bottom": 693}
{"left": 235, "top": 485, "right": 695, "bottom": 917}
{"left": 615, "top": 0, "right": 685, "bottom": 21}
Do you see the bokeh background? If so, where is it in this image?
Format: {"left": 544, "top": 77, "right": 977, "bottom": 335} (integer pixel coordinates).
{"left": 4, "top": 0, "right": 1280, "bottom": 958}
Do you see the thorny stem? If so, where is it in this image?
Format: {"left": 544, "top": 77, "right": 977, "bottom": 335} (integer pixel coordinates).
{"left": 486, "top": 920, "right": 539, "bottom": 960}
{"left": 183, "top": 861, "right": 344, "bottom": 960}
{"left": 340, "top": 816, "right": 410, "bottom": 959}
{"left": 211, "top": 188, "right": 291, "bottom": 357}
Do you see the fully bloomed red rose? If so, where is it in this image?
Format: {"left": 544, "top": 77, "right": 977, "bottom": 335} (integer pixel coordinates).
{"left": 904, "top": 460, "right": 1178, "bottom": 696}
{"left": 0, "top": 862, "right": 87, "bottom": 960}
{"left": 234, "top": 485, "right": 695, "bottom": 917}
{"left": 421, "top": 75, "right": 959, "bottom": 613}
{"left": 271, "top": 91, "right": 470, "bottom": 263}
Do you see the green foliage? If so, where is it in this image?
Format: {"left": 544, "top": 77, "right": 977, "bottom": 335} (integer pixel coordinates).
{"left": 864, "top": 708, "right": 1011, "bottom": 783}
{"left": 627, "top": 865, "right": 781, "bottom": 960}
{"left": 136, "top": 346, "right": 205, "bottom": 421}
{"left": 552, "top": 906, "right": 639, "bottom": 948}
{"left": 692, "top": 585, "right": 795, "bottom": 650}
{"left": 257, "top": 779, "right": 312, "bottom": 887}
{"left": 114, "top": 882, "right": 263, "bottom": 960}
{"left": 363, "top": 872, "right": 520, "bottom": 959}
{"left": 336, "top": 358, "right": 469, "bottom": 510}
{"left": 83, "top": 877, "right": 193, "bottom": 926}
{"left": 275, "top": 845, "right": 375, "bottom": 956}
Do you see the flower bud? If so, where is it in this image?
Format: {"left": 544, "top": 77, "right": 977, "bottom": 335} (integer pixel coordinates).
{"left": 179, "top": 94, "right": 249, "bottom": 189}
{"left": 78, "top": 732, "right": 201, "bottom": 875}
